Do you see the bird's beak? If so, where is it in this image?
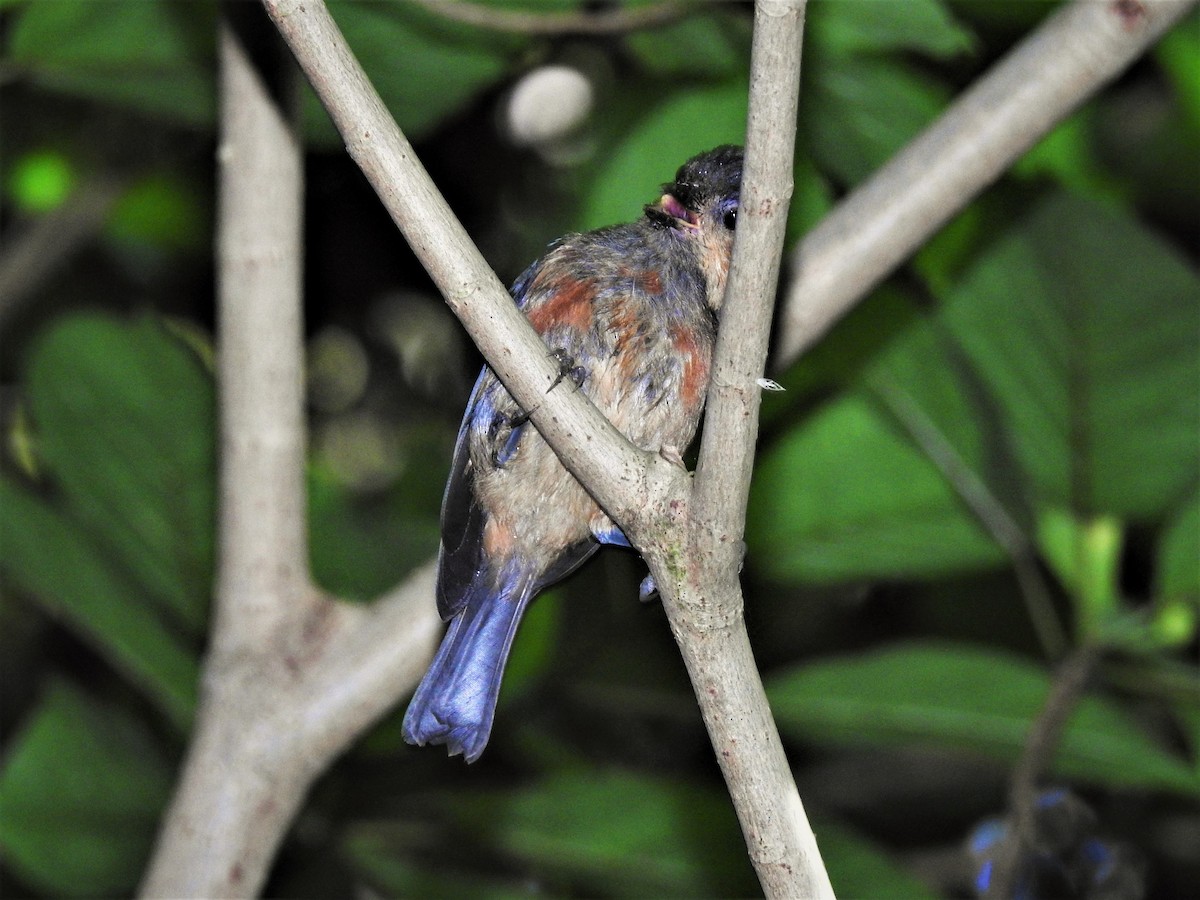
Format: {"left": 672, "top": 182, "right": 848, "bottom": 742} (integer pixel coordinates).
{"left": 656, "top": 193, "right": 700, "bottom": 230}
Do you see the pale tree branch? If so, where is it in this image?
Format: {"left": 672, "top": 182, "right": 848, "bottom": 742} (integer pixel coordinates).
{"left": 262, "top": 0, "right": 679, "bottom": 549}
{"left": 139, "top": 16, "right": 440, "bottom": 898}
{"left": 409, "top": 0, "right": 688, "bottom": 35}
{"left": 669, "top": 1, "right": 834, "bottom": 896}
{"left": 775, "top": 0, "right": 1198, "bottom": 366}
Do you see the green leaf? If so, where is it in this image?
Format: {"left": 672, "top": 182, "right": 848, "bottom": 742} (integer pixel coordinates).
{"left": 1035, "top": 510, "right": 1122, "bottom": 639}
{"left": 748, "top": 392, "right": 1004, "bottom": 583}
{"left": 1152, "top": 492, "right": 1200, "bottom": 648}
{"left": 818, "top": 819, "right": 938, "bottom": 900}
{"left": 578, "top": 81, "right": 748, "bottom": 232}
{"left": 804, "top": 53, "right": 948, "bottom": 186}
{"left": 5, "top": 0, "right": 215, "bottom": 127}
{"left": 1159, "top": 491, "right": 1200, "bottom": 602}
{"left": 0, "top": 477, "right": 198, "bottom": 726}
{"left": 27, "top": 313, "right": 216, "bottom": 634}
{"left": 106, "top": 174, "right": 208, "bottom": 252}
{"left": 502, "top": 589, "right": 563, "bottom": 698}
{"left": 624, "top": 8, "right": 751, "bottom": 78}
{"left": 0, "top": 681, "right": 173, "bottom": 897}
{"left": 940, "top": 193, "right": 1200, "bottom": 518}
{"left": 309, "top": 1, "right": 525, "bottom": 146}
{"left": 342, "top": 823, "right": 534, "bottom": 900}
{"left": 1013, "top": 108, "right": 1129, "bottom": 205}
{"left": 808, "top": 0, "right": 974, "bottom": 59}
{"left": 448, "top": 768, "right": 756, "bottom": 897}
{"left": 308, "top": 456, "right": 440, "bottom": 602}
{"left": 768, "top": 642, "right": 1200, "bottom": 796}
{"left": 1155, "top": 11, "right": 1200, "bottom": 135}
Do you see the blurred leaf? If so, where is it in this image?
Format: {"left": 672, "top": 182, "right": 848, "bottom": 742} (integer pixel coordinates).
{"left": 5, "top": 0, "right": 215, "bottom": 127}
{"left": 818, "top": 819, "right": 938, "bottom": 899}
{"left": 502, "top": 589, "right": 563, "bottom": 698}
{"left": 748, "top": 393, "right": 1004, "bottom": 583}
{"left": 785, "top": 155, "right": 835, "bottom": 249}
{"left": 27, "top": 313, "right": 216, "bottom": 634}
{"left": 1013, "top": 109, "right": 1129, "bottom": 204}
{"left": 1158, "top": 491, "right": 1200, "bottom": 602}
{"left": 1155, "top": 10, "right": 1200, "bottom": 135}
{"left": 768, "top": 642, "right": 1200, "bottom": 796}
{"left": 1035, "top": 509, "right": 1122, "bottom": 639}
{"left": 0, "top": 477, "right": 198, "bottom": 726}
{"left": 309, "top": 1, "right": 525, "bottom": 146}
{"left": 808, "top": 0, "right": 974, "bottom": 59}
{"left": 763, "top": 287, "right": 924, "bottom": 407}
{"left": 578, "top": 81, "right": 748, "bottom": 231}
{"left": 343, "top": 822, "right": 534, "bottom": 900}
{"left": 0, "top": 681, "right": 173, "bottom": 897}
{"left": 757, "top": 193, "right": 1198, "bottom": 584}
{"left": 308, "top": 461, "right": 440, "bottom": 602}
{"left": 623, "top": 7, "right": 751, "bottom": 77}
{"left": 914, "top": 200, "right": 986, "bottom": 295}
{"left": 804, "top": 53, "right": 948, "bottom": 186}
{"left": 450, "top": 768, "right": 756, "bottom": 896}
{"left": 106, "top": 174, "right": 208, "bottom": 252}
{"left": 940, "top": 193, "right": 1200, "bottom": 518}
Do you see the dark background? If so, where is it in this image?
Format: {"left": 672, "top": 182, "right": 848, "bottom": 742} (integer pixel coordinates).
{"left": 1, "top": 1, "right": 1197, "bottom": 897}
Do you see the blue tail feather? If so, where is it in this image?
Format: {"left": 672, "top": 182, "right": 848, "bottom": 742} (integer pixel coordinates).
{"left": 402, "top": 575, "right": 535, "bottom": 763}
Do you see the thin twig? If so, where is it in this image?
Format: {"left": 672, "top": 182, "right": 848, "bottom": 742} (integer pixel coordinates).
{"left": 869, "top": 378, "right": 1068, "bottom": 660}
{"left": 409, "top": 0, "right": 690, "bottom": 35}
{"left": 986, "top": 644, "right": 1101, "bottom": 899}
{"left": 0, "top": 179, "right": 125, "bottom": 328}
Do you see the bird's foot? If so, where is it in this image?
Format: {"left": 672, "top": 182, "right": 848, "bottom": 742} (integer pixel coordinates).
{"left": 548, "top": 348, "right": 588, "bottom": 393}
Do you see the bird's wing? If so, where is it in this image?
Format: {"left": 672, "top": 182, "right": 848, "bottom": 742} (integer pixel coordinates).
{"left": 436, "top": 369, "right": 493, "bottom": 620}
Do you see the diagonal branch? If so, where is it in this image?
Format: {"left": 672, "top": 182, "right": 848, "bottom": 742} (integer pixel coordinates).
{"left": 775, "top": 0, "right": 1198, "bottom": 366}
{"left": 263, "top": 0, "right": 671, "bottom": 533}
{"left": 409, "top": 0, "right": 689, "bottom": 35}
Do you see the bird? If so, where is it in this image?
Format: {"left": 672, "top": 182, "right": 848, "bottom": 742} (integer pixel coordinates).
{"left": 402, "top": 145, "right": 744, "bottom": 763}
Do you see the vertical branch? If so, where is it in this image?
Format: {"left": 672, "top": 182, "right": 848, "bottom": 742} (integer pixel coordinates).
{"left": 211, "top": 13, "right": 311, "bottom": 654}
{"left": 140, "top": 17, "right": 311, "bottom": 897}
{"left": 987, "top": 644, "right": 1102, "bottom": 899}
{"left": 144, "top": 8, "right": 445, "bottom": 892}
{"left": 693, "top": 0, "right": 803, "bottom": 582}
{"left": 142, "top": 13, "right": 442, "bottom": 896}
{"left": 658, "top": 2, "right": 834, "bottom": 897}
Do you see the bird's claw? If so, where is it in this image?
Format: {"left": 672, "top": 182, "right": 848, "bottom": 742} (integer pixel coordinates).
{"left": 548, "top": 348, "right": 587, "bottom": 393}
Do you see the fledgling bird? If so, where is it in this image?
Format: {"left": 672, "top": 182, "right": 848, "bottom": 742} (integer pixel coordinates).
{"left": 402, "top": 146, "right": 744, "bottom": 762}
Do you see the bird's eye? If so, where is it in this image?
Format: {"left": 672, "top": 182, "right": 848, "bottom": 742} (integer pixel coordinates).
{"left": 722, "top": 207, "right": 738, "bottom": 231}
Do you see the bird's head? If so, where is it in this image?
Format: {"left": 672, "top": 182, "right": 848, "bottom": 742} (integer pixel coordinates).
{"left": 644, "top": 145, "right": 744, "bottom": 309}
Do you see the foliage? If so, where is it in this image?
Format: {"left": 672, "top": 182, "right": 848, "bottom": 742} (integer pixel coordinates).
{"left": 1, "top": 0, "right": 1197, "bottom": 897}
